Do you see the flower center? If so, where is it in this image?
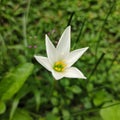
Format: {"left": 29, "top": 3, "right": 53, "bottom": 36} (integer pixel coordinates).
{"left": 53, "top": 61, "right": 66, "bottom": 72}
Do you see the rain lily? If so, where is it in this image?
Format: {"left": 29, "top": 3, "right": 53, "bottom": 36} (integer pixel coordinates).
{"left": 34, "top": 26, "right": 88, "bottom": 80}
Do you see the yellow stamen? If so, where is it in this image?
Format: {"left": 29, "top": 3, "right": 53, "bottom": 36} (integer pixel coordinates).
{"left": 53, "top": 61, "right": 66, "bottom": 72}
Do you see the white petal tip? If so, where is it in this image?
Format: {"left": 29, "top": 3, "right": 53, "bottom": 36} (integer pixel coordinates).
{"left": 34, "top": 55, "right": 40, "bottom": 60}
{"left": 66, "top": 26, "right": 71, "bottom": 31}
{"left": 86, "top": 47, "right": 89, "bottom": 49}
{"left": 34, "top": 55, "right": 37, "bottom": 58}
{"left": 55, "top": 78, "right": 61, "bottom": 80}
{"left": 53, "top": 75, "right": 64, "bottom": 80}
{"left": 82, "top": 76, "right": 87, "bottom": 79}
{"left": 45, "top": 34, "right": 48, "bottom": 39}
{"left": 84, "top": 47, "right": 89, "bottom": 51}
{"left": 77, "top": 75, "right": 87, "bottom": 79}
{"left": 68, "top": 25, "right": 71, "bottom": 28}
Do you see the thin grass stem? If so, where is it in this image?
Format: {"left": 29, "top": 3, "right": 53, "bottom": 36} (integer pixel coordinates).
{"left": 88, "top": 52, "right": 105, "bottom": 81}
{"left": 23, "top": 0, "right": 31, "bottom": 54}
{"left": 0, "top": 34, "right": 7, "bottom": 65}
{"left": 95, "top": 1, "right": 116, "bottom": 59}
{"left": 72, "top": 102, "right": 120, "bottom": 117}
{"left": 67, "top": 12, "right": 75, "bottom": 26}
{"left": 72, "top": 19, "right": 86, "bottom": 50}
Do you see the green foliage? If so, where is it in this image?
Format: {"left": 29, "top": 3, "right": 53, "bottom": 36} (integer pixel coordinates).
{"left": 71, "top": 85, "right": 82, "bottom": 94}
{"left": 0, "top": 101, "right": 6, "bottom": 114}
{"left": 100, "top": 101, "right": 120, "bottom": 120}
{"left": 10, "top": 98, "right": 19, "bottom": 120}
{"left": 0, "top": 0, "right": 120, "bottom": 119}
{"left": 11, "top": 109, "right": 33, "bottom": 120}
{"left": 93, "top": 90, "right": 113, "bottom": 106}
{"left": 0, "top": 63, "right": 34, "bottom": 101}
{"left": 46, "top": 113, "right": 60, "bottom": 120}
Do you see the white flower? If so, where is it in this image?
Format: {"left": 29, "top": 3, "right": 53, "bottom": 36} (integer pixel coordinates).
{"left": 34, "top": 26, "right": 88, "bottom": 80}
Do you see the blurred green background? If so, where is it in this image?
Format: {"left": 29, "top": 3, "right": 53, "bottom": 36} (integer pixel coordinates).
{"left": 0, "top": 0, "right": 120, "bottom": 120}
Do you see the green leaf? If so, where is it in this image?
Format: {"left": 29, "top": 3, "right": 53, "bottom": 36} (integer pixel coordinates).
{"left": 60, "top": 79, "right": 70, "bottom": 87}
{"left": 10, "top": 98, "right": 19, "bottom": 120}
{"left": 51, "top": 97, "right": 58, "bottom": 106}
{"left": 66, "top": 91, "right": 73, "bottom": 99}
{"left": 71, "top": 85, "right": 82, "bottom": 94}
{"left": 62, "top": 109, "right": 70, "bottom": 120}
{"left": 93, "top": 90, "right": 112, "bottom": 106}
{"left": 85, "top": 115, "right": 102, "bottom": 120}
{"left": 52, "top": 107, "right": 59, "bottom": 114}
{"left": 11, "top": 109, "right": 33, "bottom": 120}
{"left": 100, "top": 101, "right": 120, "bottom": 120}
{"left": 33, "top": 90, "right": 41, "bottom": 111}
{"left": 46, "top": 113, "right": 60, "bottom": 120}
{"left": 0, "top": 63, "right": 34, "bottom": 101}
{"left": 0, "top": 101, "right": 6, "bottom": 114}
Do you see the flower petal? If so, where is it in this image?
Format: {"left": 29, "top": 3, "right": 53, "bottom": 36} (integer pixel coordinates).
{"left": 45, "top": 34, "right": 56, "bottom": 64}
{"left": 56, "top": 26, "right": 71, "bottom": 57}
{"left": 52, "top": 70, "right": 65, "bottom": 80}
{"left": 66, "top": 47, "right": 88, "bottom": 67}
{"left": 34, "top": 55, "right": 52, "bottom": 71}
{"left": 64, "top": 67, "right": 86, "bottom": 79}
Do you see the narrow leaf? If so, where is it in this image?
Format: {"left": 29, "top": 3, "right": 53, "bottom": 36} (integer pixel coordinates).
{"left": 0, "top": 101, "right": 6, "bottom": 114}
{"left": 0, "top": 63, "right": 34, "bottom": 101}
